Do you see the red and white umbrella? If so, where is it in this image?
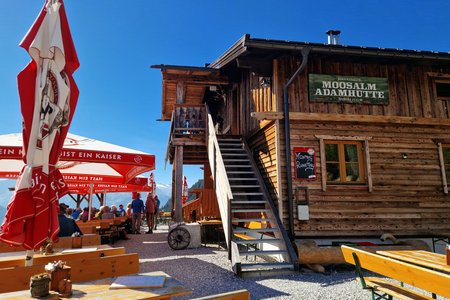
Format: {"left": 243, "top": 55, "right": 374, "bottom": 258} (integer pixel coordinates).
{"left": 0, "top": 133, "right": 155, "bottom": 185}
{"left": 182, "top": 176, "right": 188, "bottom": 205}
{"left": 0, "top": 0, "right": 79, "bottom": 258}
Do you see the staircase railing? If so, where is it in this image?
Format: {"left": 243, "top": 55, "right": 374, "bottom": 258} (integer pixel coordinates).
{"left": 206, "top": 105, "right": 233, "bottom": 253}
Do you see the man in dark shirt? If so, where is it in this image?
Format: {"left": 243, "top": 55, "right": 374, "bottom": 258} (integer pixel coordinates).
{"left": 130, "top": 193, "right": 144, "bottom": 234}
{"left": 58, "top": 204, "right": 83, "bottom": 237}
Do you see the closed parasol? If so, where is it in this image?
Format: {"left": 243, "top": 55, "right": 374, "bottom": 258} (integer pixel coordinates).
{"left": 0, "top": 0, "right": 79, "bottom": 265}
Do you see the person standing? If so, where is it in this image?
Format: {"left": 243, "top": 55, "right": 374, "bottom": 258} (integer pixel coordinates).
{"left": 145, "top": 194, "right": 155, "bottom": 234}
{"left": 131, "top": 193, "right": 144, "bottom": 234}
{"left": 153, "top": 195, "right": 160, "bottom": 230}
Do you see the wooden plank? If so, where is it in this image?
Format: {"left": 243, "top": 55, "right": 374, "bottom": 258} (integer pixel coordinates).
{"left": 341, "top": 246, "right": 450, "bottom": 298}
{"left": 0, "top": 247, "right": 125, "bottom": 269}
{"left": 319, "top": 138, "right": 326, "bottom": 192}
{"left": 290, "top": 112, "right": 450, "bottom": 126}
{"left": 437, "top": 142, "right": 449, "bottom": 194}
{"left": 0, "top": 253, "right": 139, "bottom": 293}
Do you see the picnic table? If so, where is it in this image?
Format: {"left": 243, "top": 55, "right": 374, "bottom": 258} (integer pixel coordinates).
{"left": 0, "top": 271, "right": 192, "bottom": 299}
{"left": 376, "top": 250, "right": 450, "bottom": 273}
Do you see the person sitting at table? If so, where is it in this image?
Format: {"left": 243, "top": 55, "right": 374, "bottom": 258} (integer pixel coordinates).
{"left": 110, "top": 205, "right": 119, "bottom": 217}
{"left": 95, "top": 206, "right": 106, "bottom": 220}
{"left": 117, "top": 204, "right": 126, "bottom": 217}
{"left": 124, "top": 203, "right": 133, "bottom": 233}
{"left": 101, "top": 206, "right": 115, "bottom": 220}
{"left": 72, "top": 207, "right": 82, "bottom": 220}
{"left": 79, "top": 207, "right": 89, "bottom": 222}
{"left": 58, "top": 204, "right": 83, "bottom": 237}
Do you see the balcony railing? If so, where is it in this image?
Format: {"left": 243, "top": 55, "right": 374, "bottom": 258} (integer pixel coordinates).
{"left": 173, "top": 105, "right": 206, "bottom": 136}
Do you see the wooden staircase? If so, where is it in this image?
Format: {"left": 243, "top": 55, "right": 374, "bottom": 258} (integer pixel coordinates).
{"left": 216, "top": 136, "right": 298, "bottom": 277}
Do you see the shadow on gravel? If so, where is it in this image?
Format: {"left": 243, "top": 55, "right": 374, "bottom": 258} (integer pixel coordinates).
{"left": 140, "top": 257, "right": 291, "bottom": 299}
{"left": 114, "top": 231, "right": 219, "bottom": 259}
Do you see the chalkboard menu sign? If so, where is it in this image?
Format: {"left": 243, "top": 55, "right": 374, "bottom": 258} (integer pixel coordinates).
{"left": 293, "top": 147, "right": 316, "bottom": 180}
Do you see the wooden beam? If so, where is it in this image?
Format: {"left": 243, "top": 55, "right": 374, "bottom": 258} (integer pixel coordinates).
{"left": 290, "top": 112, "right": 450, "bottom": 126}
{"left": 174, "top": 146, "right": 183, "bottom": 222}
{"left": 251, "top": 111, "right": 283, "bottom": 120}
{"left": 319, "top": 138, "right": 327, "bottom": 192}
{"left": 437, "top": 142, "right": 449, "bottom": 194}
{"left": 364, "top": 140, "right": 373, "bottom": 193}
{"left": 176, "top": 81, "right": 185, "bottom": 104}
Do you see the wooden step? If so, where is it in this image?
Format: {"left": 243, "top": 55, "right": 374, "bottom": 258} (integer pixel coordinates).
{"left": 223, "top": 159, "right": 250, "bottom": 162}
{"left": 228, "top": 178, "right": 258, "bottom": 181}
{"left": 234, "top": 228, "right": 279, "bottom": 233}
{"left": 239, "top": 250, "right": 288, "bottom": 256}
{"left": 231, "top": 200, "right": 266, "bottom": 205}
{"left": 225, "top": 165, "right": 252, "bottom": 168}
{"left": 219, "top": 143, "right": 242, "bottom": 147}
{"left": 240, "top": 262, "right": 294, "bottom": 271}
{"left": 231, "top": 185, "right": 261, "bottom": 188}
{"left": 232, "top": 193, "right": 264, "bottom": 197}
{"left": 232, "top": 218, "right": 272, "bottom": 222}
{"left": 232, "top": 208, "right": 269, "bottom": 213}
{"left": 234, "top": 238, "right": 281, "bottom": 244}
{"left": 227, "top": 171, "right": 254, "bottom": 174}
{"left": 222, "top": 153, "right": 247, "bottom": 157}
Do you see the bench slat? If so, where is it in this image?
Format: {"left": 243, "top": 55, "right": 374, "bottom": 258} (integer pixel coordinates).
{"left": 364, "top": 277, "right": 434, "bottom": 300}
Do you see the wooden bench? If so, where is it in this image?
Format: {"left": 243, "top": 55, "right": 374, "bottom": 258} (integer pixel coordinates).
{"left": 0, "top": 235, "right": 101, "bottom": 253}
{"left": 0, "top": 252, "right": 139, "bottom": 293}
{"left": 341, "top": 245, "right": 450, "bottom": 299}
{"left": 0, "top": 246, "right": 126, "bottom": 269}
{"left": 193, "top": 289, "right": 250, "bottom": 300}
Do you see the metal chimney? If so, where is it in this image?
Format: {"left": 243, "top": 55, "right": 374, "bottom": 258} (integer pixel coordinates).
{"left": 326, "top": 30, "right": 341, "bottom": 45}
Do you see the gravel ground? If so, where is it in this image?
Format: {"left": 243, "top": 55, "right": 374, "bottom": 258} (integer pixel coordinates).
{"left": 114, "top": 224, "right": 371, "bottom": 300}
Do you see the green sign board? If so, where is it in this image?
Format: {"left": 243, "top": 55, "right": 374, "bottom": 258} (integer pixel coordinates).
{"left": 309, "top": 74, "right": 389, "bottom": 105}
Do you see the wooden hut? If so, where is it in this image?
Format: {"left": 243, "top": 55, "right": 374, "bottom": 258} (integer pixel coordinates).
{"left": 153, "top": 33, "right": 450, "bottom": 276}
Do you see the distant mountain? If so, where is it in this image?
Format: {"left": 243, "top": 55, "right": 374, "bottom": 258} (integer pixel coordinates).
{"left": 160, "top": 179, "right": 204, "bottom": 212}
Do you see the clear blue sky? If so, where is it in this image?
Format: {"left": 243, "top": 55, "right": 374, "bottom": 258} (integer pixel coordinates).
{"left": 0, "top": 0, "right": 448, "bottom": 186}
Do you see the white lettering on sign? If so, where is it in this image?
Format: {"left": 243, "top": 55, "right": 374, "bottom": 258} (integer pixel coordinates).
{"left": 95, "top": 153, "right": 122, "bottom": 160}
{"left": 315, "top": 80, "right": 385, "bottom": 100}
{"left": 0, "top": 148, "right": 16, "bottom": 155}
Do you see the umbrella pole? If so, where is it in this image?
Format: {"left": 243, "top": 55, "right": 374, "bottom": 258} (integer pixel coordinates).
{"left": 25, "top": 250, "right": 34, "bottom": 267}
{"left": 88, "top": 183, "right": 94, "bottom": 221}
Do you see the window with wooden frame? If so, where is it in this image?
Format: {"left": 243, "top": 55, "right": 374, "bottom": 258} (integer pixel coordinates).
{"left": 430, "top": 74, "right": 450, "bottom": 118}
{"left": 325, "top": 141, "right": 365, "bottom": 184}
{"left": 316, "top": 135, "right": 373, "bottom": 192}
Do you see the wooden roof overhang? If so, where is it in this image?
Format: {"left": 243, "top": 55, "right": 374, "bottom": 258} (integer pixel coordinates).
{"left": 151, "top": 65, "right": 229, "bottom": 120}
{"left": 210, "top": 34, "right": 450, "bottom": 76}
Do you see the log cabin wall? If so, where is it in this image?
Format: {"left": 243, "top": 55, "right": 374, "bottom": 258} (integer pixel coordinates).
{"left": 290, "top": 120, "right": 450, "bottom": 237}
{"left": 247, "top": 121, "right": 279, "bottom": 207}
{"left": 280, "top": 56, "right": 450, "bottom": 118}
{"left": 271, "top": 55, "right": 450, "bottom": 237}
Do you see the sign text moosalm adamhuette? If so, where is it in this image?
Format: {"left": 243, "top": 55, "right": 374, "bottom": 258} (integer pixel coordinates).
{"left": 309, "top": 74, "right": 389, "bottom": 105}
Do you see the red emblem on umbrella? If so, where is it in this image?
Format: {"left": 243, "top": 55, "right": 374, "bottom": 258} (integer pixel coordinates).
{"left": 0, "top": 0, "right": 79, "bottom": 252}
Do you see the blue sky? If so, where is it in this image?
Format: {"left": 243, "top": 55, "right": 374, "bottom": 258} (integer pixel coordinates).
{"left": 0, "top": 0, "right": 449, "bottom": 186}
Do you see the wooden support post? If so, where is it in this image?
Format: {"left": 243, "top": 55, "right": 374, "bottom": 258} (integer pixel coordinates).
{"left": 174, "top": 146, "right": 184, "bottom": 222}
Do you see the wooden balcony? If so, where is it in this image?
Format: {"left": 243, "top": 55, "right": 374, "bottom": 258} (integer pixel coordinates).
{"left": 166, "top": 105, "right": 208, "bottom": 165}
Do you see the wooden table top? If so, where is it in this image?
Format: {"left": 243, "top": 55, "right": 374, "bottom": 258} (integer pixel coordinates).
{"left": 376, "top": 250, "right": 450, "bottom": 272}
{"left": 0, "top": 271, "right": 192, "bottom": 300}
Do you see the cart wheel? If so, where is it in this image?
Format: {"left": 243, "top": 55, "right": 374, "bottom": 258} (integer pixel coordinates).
{"left": 168, "top": 226, "right": 190, "bottom": 250}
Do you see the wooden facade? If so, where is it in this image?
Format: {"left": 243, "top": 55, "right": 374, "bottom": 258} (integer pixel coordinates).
{"left": 156, "top": 34, "right": 450, "bottom": 238}
{"left": 211, "top": 35, "right": 450, "bottom": 238}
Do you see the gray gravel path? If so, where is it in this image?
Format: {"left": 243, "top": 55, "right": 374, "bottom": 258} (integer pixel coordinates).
{"left": 114, "top": 224, "right": 372, "bottom": 299}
